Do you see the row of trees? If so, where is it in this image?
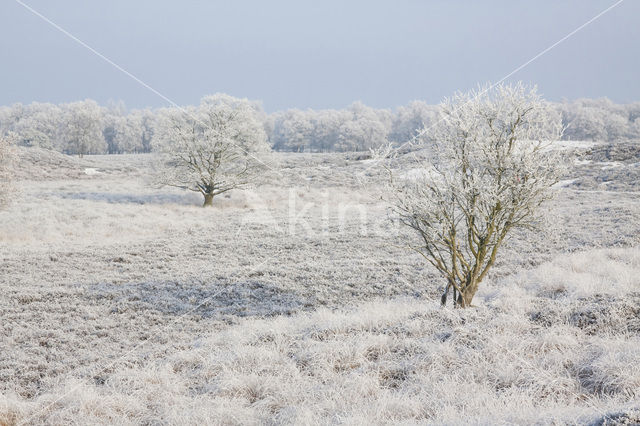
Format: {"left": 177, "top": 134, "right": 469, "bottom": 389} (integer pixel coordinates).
{"left": 267, "top": 101, "right": 441, "bottom": 152}
{"left": 1, "top": 97, "right": 639, "bottom": 156}
{"left": 0, "top": 100, "right": 156, "bottom": 156}
{"left": 558, "top": 98, "right": 640, "bottom": 141}
{"left": 270, "top": 98, "right": 640, "bottom": 151}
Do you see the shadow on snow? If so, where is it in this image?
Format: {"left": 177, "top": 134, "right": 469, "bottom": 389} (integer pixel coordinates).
{"left": 87, "top": 279, "right": 309, "bottom": 319}
{"left": 56, "top": 191, "right": 202, "bottom": 205}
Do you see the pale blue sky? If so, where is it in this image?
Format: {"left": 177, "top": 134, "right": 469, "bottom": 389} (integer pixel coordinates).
{"left": 0, "top": 1, "right": 638, "bottom": 111}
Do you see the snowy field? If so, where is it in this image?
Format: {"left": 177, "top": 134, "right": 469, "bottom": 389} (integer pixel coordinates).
{"left": 1, "top": 144, "right": 640, "bottom": 424}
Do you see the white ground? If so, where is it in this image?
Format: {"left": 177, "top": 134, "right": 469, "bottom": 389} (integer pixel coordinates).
{"left": 1, "top": 145, "right": 640, "bottom": 425}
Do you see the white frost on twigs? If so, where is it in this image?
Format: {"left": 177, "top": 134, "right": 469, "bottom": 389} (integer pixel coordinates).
{"left": 154, "top": 94, "right": 272, "bottom": 205}
{"left": 391, "top": 82, "right": 566, "bottom": 307}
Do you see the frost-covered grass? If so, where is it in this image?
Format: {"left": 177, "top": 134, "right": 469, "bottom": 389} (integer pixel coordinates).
{"left": 1, "top": 147, "right": 640, "bottom": 425}
{"left": 2, "top": 248, "right": 639, "bottom": 425}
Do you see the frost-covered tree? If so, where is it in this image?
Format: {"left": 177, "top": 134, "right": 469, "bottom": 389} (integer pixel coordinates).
{"left": 123, "top": 114, "right": 145, "bottom": 153}
{"left": 130, "top": 108, "right": 156, "bottom": 153}
{"left": 630, "top": 118, "right": 640, "bottom": 140}
{"left": 103, "top": 114, "right": 126, "bottom": 154}
{"left": 61, "top": 100, "right": 105, "bottom": 157}
{"left": 559, "top": 98, "right": 631, "bottom": 142}
{"left": 271, "top": 109, "right": 315, "bottom": 152}
{"left": 390, "top": 101, "right": 438, "bottom": 143}
{"left": 270, "top": 109, "right": 351, "bottom": 152}
{"left": 0, "top": 103, "right": 62, "bottom": 150}
{"left": 393, "top": 83, "right": 564, "bottom": 307}
{"left": 156, "top": 94, "right": 270, "bottom": 207}
{"left": 312, "top": 109, "right": 348, "bottom": 152}
{"left": 337, "top": 102, "right": 391, "bottom": 151}
{"left": 103, "top": 112, "right": 145, "bottom": 154}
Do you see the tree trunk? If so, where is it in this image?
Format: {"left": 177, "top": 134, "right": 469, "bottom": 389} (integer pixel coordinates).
{"left": 456, "top": 281, "right": 479, "bottom": 308}
{"left": 203, "top": 193, "right": 214, "bottom": 207}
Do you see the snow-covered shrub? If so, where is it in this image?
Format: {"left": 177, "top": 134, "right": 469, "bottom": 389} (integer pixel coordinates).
{"left": 392, "top": 83, "right": 565, "bottom": 307}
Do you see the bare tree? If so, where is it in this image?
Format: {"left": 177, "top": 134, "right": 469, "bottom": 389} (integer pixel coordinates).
{"left": 392, "top": 83, "right": 564, "bottom": 307}
{"left": 156, "top": 94, "right": 270, "bottom": 207}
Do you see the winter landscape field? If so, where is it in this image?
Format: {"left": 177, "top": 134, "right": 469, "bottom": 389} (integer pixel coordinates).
{"left": 2, "top": 1, "right": 640, "bottom": 425}
{"left": 1, "top": 140, "right": 639, "bottom": 424}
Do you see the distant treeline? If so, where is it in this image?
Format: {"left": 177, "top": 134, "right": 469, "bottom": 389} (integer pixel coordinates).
{"left": 1, "top": 97, "right": 639, "bottom": 155}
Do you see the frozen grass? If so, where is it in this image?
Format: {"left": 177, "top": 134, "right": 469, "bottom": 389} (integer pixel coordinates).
{"left": 570, "top": 141, "right": 640, "bottom": 192}
{"left": 1, "top": 146, "right": 639, "bottom": 424}
{"left": 1, "top": 248, "right": 639, "bottom": 425}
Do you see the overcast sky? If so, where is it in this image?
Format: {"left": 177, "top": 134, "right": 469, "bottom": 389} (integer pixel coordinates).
{"left": 0, "top": 1, "right": 638, "bottom": 112}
